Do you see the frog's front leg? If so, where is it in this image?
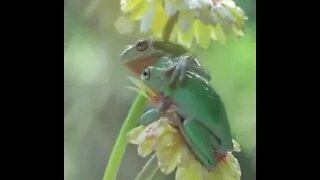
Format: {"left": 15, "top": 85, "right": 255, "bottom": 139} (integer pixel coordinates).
{"left": 140, "top": 96, "right": 172, "bottom": 126}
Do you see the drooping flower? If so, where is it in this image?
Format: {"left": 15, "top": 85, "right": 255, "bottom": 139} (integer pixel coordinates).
{"left": 120, "top": 0, "right": 247, "bottom": 48}
{"left": 127, "top": 117, "right": 241, "bottom": 180}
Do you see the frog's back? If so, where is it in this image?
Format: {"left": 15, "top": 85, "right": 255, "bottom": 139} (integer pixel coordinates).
{"left": 169, "top": 74, "right": 234, "bottom": 152}
{"left": 170, "top": 77, "right": 225, "bottom": 121}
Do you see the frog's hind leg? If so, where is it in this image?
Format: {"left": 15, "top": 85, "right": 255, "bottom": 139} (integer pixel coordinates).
{"left": 180, "top": 118, "right": 219, "bottom": 169}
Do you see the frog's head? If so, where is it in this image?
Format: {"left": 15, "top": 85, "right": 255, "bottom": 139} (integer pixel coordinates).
{"left": 120, "top": 39, "right": 191, "bottom": 63}
{"left": 120, "top": 39, "right": 191, "bottom": 76}
{"left": 120, "top": 39, "right": 161, "bottom": 63}
{"left": 140, "top": 66, "right": 171, "bottom": 94}
{"left": 120, "top": 39, "right": 164, "bottom": 76}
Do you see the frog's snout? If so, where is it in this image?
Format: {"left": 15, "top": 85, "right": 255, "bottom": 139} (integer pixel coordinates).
{"left": 120, "top": 45, "right": 133, "bottom": 61}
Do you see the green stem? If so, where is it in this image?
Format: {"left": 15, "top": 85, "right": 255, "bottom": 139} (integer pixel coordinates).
{"left": 103, "top": 94, "right": 147, "bottom": 180}
{"left": 134, "top": 153, "right": 159, "bottom": 180}
{"left": 162, "top": 12, "right": 179, "bottom": 41}
{"left": 103, "top": 10, "right": 178, "bottom": 180}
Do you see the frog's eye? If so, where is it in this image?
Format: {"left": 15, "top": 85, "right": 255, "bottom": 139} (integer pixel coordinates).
{"left": 136, "top": 40, "right": 148, "bottom": 51}
{"left": 141, "top": 68, "right": 150, "bottom": 80}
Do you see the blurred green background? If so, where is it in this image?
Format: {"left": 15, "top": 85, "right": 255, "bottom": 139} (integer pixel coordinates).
{"left": 64, "top": 0, "right": 256, "bottom": 179}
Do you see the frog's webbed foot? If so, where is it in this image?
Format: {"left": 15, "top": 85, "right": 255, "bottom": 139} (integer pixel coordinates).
{"left": 182, "top": 55, "right": 211, "bottom": 82}
{"left": 164, "top": 57, "right": 189, "bottom": 87}
{"left": 170, "top": 60, "right": 188, "bottom": 86}
{"left": 164, "top": 55, "right": 211, "bottom": 87}
{"left": 189, "top": 65, "right": 211, "bottom": 82}
{"left": 140, "top": 109, "right": 162, "bottom": 126}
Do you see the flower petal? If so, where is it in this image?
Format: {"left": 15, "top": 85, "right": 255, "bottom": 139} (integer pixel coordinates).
{"left": 157, "top": 144, "right": 181, "bottom": 174}
{"left": 193, "top": 19, "right": 211, "bottom": 48}
{"left": 151, "top": 0, "right": 169, "bottom": 38}
{"left": 207, "top": 166, "right": 225, "bottom": 180}
{"left": 207, "top": 153, "right": 241, "bottom": 180}
{"left": 164, "top": 0, "right": 187, "bottom": 16}
{"left": 197, "top": 9, "right": 219, "bottom": 26}
{"left": 127, "top": 125, "right": 146, "bottom": 144}
{"left": 214, "top": 5, "right": 235, "bottom": 24}
{"left": 140, "top": 4, "right": 156, "bottom": 32}
{"left": 164, "top": 0, "right": 178, "bottom": 16}
{"left": 221, "top": 0, "right": 236, "bottom": 9}
{"left": 225, "top": 153, "right": 241, "bottom": 179}
{"left": 187, "top": 0, "right": 211, "bottom": 9}
{"left": 175, "top": 160, "right": 205, "bottom": 180}
{"left": 148, "top": 120, "right": 167, "bottom": 136}
{"left": 121, "top": 0, "right": 143, "bottom": 12}
{"left": 127, "top": 0, "right": 148, "bottom": 21}
{"left": 156, "top": 128, "right": 179, "bottom": 148}
{"left": 176, "top": 143, "right": 192, "bottom": 165}
{"left": 135, "top": 121, "right": 160, "bottom": 144}
{"left": 177, "top": 10, "right": 195, "bottom": 32}
{"left": 162, "top": 121, "right": 179, "bottom": 135}
{"left": 232, "top": 140, "right": 241, "bottom": 152}
{"left": 213, "top": 24, "right": 226, "bottom": 44}
{"left": 209, "top": 26, "right": 217, "bottom": 40}
{"left": 177, "top": 25, "right": 194, "bottom": 48}
{"left": 231, "top": 25, "right": 244, "bottom": 36}
{"left": 230, "top": 7, "right": 247, "bottom": 30}
{"left": 138, "top": 138, "right": 156, "bottom": 157}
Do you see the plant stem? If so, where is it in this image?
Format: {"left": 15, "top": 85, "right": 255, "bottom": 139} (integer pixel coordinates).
{"left": 162, "top": 12, "right": 179, "bottom": 41}
{"left": 103, "top": 10, "right": 178, "bottom": 180}
{"left": 103, "top": 94, "right": 147, "bottom": 180}
{"left": 134, "top": 153, "right": 159, "bottom": 180}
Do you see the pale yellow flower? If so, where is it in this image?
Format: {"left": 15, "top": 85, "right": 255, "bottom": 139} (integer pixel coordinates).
{"left": 120, "top": 0, "right": 247, "bottom": 48}
{"left": 128, "top": 117, "right": 241, "bottom": 180}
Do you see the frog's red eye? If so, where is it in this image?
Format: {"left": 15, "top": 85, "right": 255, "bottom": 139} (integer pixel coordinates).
{"left": 136, "top": 40, "right": 148, "bottom": 51}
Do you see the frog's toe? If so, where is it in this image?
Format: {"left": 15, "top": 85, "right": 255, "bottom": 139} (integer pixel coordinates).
{"left": 178, "top": 67, "right": 187, "bottom": 85}
{"left": 169, "top": 66, "right": 180, "bottom": 87}
{"left": 164, "top": 65, "right": 175, "bottom": 76}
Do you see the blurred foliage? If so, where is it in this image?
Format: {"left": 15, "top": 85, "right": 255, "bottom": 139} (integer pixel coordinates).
{"left": 64, "top": 0, "right": 255, "bottom": 180}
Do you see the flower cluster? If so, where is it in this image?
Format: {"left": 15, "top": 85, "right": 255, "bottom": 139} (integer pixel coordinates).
{"left": 120, "top": 0, "right": 247, "bottom": 48}
{"left": 128, "top": 117, "right": 241, "bottom": 180}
